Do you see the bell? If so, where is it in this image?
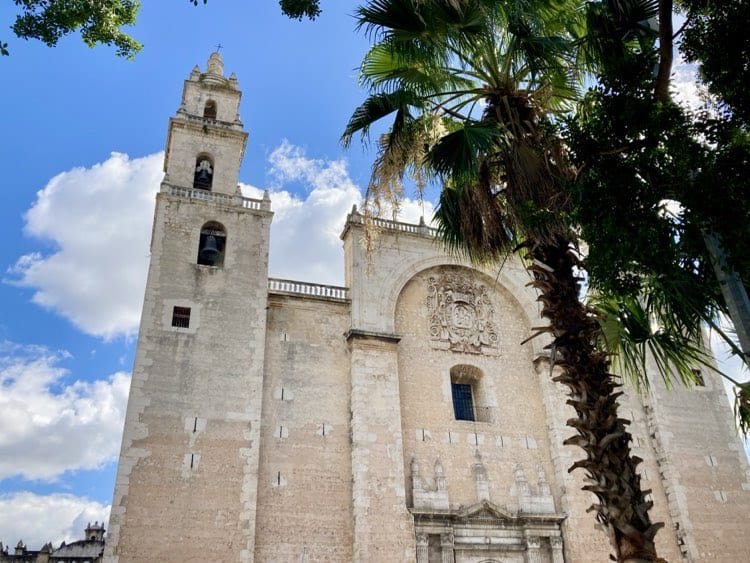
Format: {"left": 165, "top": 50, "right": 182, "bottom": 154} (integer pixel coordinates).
{"left": 195, "top": 168, "right": 212, "bottom": 187}
{"left": 199, "top": 235, "right": 220, "bottom": 265}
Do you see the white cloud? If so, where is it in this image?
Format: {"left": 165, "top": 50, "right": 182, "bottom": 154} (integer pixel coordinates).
{"left": 0, "top": 491, "right": 109, "bottom": 549}
{"left": 8, "top": 143, "right": 434, "bottom": 337}
{"left": 242, "top": 140, "right": 361, "bottom": 285}
{"left": 0, "top": 342, "right": 130, "bottom": 480}
{"left": 7, "top": 152, "right": 162, "bottom": 339}
{"left": 244, "top": 139, "right": 434, "bottom": 285}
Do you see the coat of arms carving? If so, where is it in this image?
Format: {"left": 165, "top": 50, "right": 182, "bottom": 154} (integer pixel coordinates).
{"left": 425, "top": 271, "right": 499, "bottom": 354}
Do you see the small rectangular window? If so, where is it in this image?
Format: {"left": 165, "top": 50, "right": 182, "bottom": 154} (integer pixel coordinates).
{"left": 691, "top": 368, "right": 705, "bottom": 386}
{"left": 171, "top": 306, "right": 191, "bottom": 328}
{"left": 451, "top": 382, "right": 475, "bottom": 421}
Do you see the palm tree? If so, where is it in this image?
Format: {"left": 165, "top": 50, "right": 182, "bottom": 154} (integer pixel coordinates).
{"left": 343, "top": 1, "right": 666, "bottom": 560}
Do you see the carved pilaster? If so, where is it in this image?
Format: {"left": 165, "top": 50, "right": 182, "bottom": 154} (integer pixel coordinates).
{"left": 416, "top": 533, "right": 429, "bottom": 563}
{"left": 440, "top": 533, "right": 455, "bottom": 563}
{"left": 348, "top": 337, "right": 414, "bottom": 560}
{"left": 550, "top": 536, "right": 565, "bottom": 563}
{"left": 524, "top": 535, "right": 542, "bottom": 563}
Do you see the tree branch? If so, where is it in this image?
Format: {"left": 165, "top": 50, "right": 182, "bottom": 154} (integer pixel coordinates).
{"left": 655, "top": 0, "right": 674, "bottom": 103}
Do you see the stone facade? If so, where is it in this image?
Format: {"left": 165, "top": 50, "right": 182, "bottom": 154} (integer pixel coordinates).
{"left": 105, "top": 53, "right": 750, "bottom": 562}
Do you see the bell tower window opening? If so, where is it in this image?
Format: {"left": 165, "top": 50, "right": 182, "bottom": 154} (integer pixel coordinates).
{"left": 193, "top": 155, "right": 214, "bottom": 190}
{"left": 203, "top": 100, "right": 217, "bottom": 119}
{"left": 197, "top": 222, "right": 226, "bottom": 267}
{"left": 450, "top": 365, "right": 491, "bottom": 423}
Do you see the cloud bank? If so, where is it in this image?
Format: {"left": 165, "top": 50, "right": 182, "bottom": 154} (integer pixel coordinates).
{"left": 244, "top": 140, "right": 434, "bottom": 285}
{"left": 8, "top": 153, "right": 162, "bottom": 340}
{"left": 0, "top": 342, "right": 130, "bottom": 481}
{"left": 9, "top": 142, "right": 434, "bottom": 338}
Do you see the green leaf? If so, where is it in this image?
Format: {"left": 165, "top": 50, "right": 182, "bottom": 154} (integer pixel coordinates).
{"left": 11, "top": 0, "right": 142, "bottom": 59}
{"left": 341, "top": 89, "right": 422, "bottom": 147}
{"left": 427, "top": 123, "right": 502, "bottom": 180}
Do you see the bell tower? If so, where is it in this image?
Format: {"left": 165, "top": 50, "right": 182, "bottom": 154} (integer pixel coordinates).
{"left": 163, "top": 51, "right": 247, "bottom": 196}
{"left": 105, "top": 53, "right": 272, "bottom": 563}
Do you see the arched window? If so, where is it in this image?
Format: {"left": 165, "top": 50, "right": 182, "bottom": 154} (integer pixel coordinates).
{"left": 203, "top": 100, "right": 217, "bottom": 119}
{"left": 197, "top": 222, "right": 226, "bottom": 267}
{"left": 450, "top": 365, "right": 490, "bottom": 422}
{"left": 193, "top": 155, "right": 213, "bottom": 190}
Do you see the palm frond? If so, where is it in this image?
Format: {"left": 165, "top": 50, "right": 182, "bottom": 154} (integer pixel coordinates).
{"left": 578, "top": 0, "right": 659, "bottom": 71}
{"left": 735, "top": 382, "right": 750, "bottom": 436}
{"left": 347, "top": 0, "right": 584, "bottom": 254}
{"left": 359, "top": 42, "right": 474, "bottom": 95}
{"left": 427, "top": 122, "right": 503, "bottom": 180}
{"left": 434, "top": 176, "right": 515, "bottom": 262}
{"left": 341, "top": 89, "right": 421, "bottom": 147}
{"left": 592, "top": 293, "right": 715, "bottom": 390}
{"left": 367, "top": 112, "right": 445, "bottom": 214}
{"left": 355, "top": 0, "right": 429, "bottom": 41}
{"left": 356, "top": 0, "right": 488, "bottom": 45}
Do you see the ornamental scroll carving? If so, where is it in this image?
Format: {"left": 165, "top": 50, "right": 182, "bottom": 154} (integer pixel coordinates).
{"left": 425, "top": 270, "right": 498, "bottom": 354}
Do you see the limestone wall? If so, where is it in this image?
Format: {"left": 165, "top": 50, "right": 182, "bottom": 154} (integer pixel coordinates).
{"left": 395, "top": 265, "right": 556, "bottom": 513}
{"left": 253, "top": 294, "right": 354, "bottom": 561}
{"left": 643, "top": 363, "right": 750, "bottom": 561}
{"left": 105, "top": 193, "right": 271, "bottom": 563}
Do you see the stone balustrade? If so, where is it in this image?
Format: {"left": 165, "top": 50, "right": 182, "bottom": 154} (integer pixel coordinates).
{"left": 346, "top": 205, "right": 438, "bottom": 238}
{"left": 161, "top": 182, "right": 269, "bottom": 211}
{"left": 268, "top": 278, "right": 349, "bottom": 301}
{"left": 173, "top": 110, "right": 244, "bottom": 130}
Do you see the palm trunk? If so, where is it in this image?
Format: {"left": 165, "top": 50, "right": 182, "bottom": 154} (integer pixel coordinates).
{"left": 486, "top": 92, "right": 664, "bottom": 561}
{"left": 526, "top": 237, "right": 664, "bottom": 563}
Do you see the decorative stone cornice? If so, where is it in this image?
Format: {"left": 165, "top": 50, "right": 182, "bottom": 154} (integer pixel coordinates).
{"left": 344, "top": 329, "right": 401, "bottom": 344}
{"left": 410, "top": 499, "right": 566, "bottom": 526}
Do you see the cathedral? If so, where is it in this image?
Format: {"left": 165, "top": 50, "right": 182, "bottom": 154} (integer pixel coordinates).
{"left": 104, "top": 53, "right": 750, "bottom": 562}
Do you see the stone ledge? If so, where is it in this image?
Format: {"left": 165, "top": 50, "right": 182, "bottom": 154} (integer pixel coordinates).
{"left": 345, "top": 329, "right": 401, "bottom": 344}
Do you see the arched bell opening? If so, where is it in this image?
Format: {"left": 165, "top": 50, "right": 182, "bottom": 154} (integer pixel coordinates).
{"left": 193, "top": 154, "right": 214, "bottom": 190}
{"left": 203, "top": 99, "right": 217, "bottom": 119}
{"left": 197, "top": 222, "right": 226, "bottom": 267}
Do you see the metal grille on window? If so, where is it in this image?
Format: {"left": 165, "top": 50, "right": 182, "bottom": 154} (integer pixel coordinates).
{"left": 451, "top": 382, "right": 475, "bottom": 421}
{"left": 172, "top": 306, "right": 191, "bottom": 328}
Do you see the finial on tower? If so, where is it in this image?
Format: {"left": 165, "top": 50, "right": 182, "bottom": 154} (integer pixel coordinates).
{"left": 206, "top": 51, "right": 224, "bottom": 77}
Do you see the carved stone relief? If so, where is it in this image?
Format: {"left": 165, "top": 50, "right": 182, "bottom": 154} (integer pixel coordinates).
{"left": 425, "top": 270, "right": 499, "bottom": 354}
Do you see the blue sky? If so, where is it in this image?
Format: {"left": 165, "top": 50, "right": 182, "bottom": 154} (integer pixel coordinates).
{"left": 0, "top": 0, "right": 744, "bottom": 549}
